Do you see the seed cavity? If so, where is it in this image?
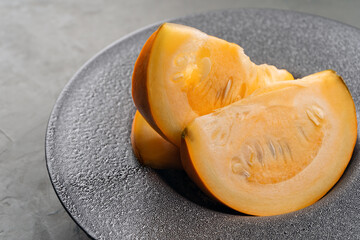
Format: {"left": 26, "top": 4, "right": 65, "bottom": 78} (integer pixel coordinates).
{"left": 172, "top": 72, "right": 184, "bottom": 82}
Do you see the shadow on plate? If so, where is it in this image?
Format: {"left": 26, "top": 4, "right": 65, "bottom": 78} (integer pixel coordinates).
{"left": 156, "top": 169, "right": 245, "bottom": 215}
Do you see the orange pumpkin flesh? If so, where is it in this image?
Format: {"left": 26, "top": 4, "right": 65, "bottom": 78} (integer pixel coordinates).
{"left": 132, "top": 23, "right": 294, "bottom": 146}
{"left": 181, "top": 70, "right": 357, "bottom": 216}
{"left": 131, "top": 111, "right": 181, "bottom": 169}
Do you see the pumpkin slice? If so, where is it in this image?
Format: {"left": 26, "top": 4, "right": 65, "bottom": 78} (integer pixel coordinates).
{"left": 132, "top": 23, "right": 294, "bottom": 146}
{"left": 131, "top": 111, "right": 181, "bottom": 169}
{"left": 181, "top": 70, "right": 357, "bottom": 216}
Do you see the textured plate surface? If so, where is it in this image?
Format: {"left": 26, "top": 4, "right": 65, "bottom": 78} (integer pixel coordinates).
{"left": 46, "top": 9, "right": 360, "bottom": 239}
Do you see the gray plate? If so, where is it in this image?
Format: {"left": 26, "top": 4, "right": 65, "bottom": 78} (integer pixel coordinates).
{"left": 46, "top": 9, "right": 360, "bottom": 239}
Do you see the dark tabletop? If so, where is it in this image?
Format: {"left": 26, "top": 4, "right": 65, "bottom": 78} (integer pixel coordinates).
{"left": 1, "top": 0, "right": 360, "bottom": 239}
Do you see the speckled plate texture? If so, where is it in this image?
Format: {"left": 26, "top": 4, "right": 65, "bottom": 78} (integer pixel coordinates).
{"left": 46, "top": 9, "right": 360, "bottom": 239}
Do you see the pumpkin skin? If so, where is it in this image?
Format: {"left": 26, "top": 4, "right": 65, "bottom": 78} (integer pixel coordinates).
{"left": 131, "top": 111, "right": 181, "bottom": 169}
{"left": 181, "top": 70, "right": 357, "bottom": 216}
{"left": 132, "top": 23, "right": 294, "bottom": 146}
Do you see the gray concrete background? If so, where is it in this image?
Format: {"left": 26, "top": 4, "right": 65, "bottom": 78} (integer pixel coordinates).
{"left": 1, "top": 0, "right": 359, "bottom": 239}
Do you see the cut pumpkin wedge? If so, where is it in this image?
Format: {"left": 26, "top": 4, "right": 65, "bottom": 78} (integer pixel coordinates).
{"left": 131, "top": 111, "right": 181, "bottom": 169}
{"left": 132, "top": 23, "right": 294, "bottom": 146}
{"left": 181, "top": 70, "right": 357, "bottom": 216}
